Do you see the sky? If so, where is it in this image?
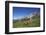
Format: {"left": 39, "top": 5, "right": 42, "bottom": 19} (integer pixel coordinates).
{"left": 13, "top": 7, "right": 40, "bottom": 20}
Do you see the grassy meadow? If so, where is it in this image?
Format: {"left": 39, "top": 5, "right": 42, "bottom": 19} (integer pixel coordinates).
{"left": 13, "top": 15, "right": 40, "bottom": 28}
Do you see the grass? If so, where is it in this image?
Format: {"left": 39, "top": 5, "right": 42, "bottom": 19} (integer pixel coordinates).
{"left": 13, "top": 16, "right": 40, "bottom": 28}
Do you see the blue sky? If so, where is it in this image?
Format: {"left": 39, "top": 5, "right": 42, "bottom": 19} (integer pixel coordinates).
{"left": 13, "top": 7, "right": 40, "bottom": 20}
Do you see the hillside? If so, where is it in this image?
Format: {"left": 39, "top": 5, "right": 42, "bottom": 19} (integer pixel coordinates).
{"left": 13, "top": 12, "right": 40, "bottom": 28}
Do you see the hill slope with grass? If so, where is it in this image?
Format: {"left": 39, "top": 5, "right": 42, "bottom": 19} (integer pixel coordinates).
{"left": 13, "top": 12, "right": 40, "bottom": 28}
